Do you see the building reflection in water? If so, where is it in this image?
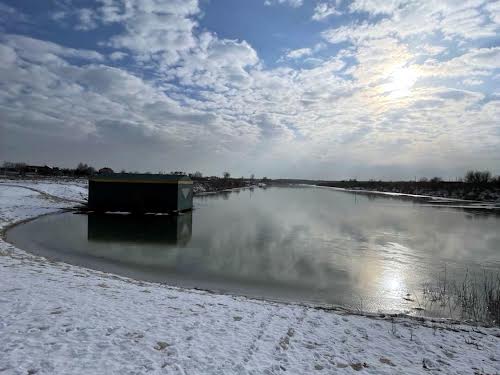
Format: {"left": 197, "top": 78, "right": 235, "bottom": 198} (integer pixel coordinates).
{"left": 87, "top": 212, "right": 193, "bottom": 246}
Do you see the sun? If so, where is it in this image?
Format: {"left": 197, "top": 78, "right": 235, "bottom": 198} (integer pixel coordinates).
{"left": 384, "top": 66, "right": 419, "bottom": 98}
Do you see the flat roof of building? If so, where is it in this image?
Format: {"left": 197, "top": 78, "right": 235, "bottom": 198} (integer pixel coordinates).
{"left": 89, "top": 173, "right": 193, "bottom": 184}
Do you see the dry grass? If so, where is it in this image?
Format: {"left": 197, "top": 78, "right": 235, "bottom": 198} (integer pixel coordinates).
{"left": 421, "top": 269, "right": 500, "bottom": 326}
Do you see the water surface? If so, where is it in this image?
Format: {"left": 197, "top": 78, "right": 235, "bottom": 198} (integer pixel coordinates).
{"left": 7, "top": 186, "right": 500, "bottom": 316}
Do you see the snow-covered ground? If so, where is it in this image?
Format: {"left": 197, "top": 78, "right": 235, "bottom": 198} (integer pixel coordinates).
{"left": 0, "top": 178, "right": 88, "bottom": 203}
{"left": 0, "top": 180, "right": 499, "bottom": 375}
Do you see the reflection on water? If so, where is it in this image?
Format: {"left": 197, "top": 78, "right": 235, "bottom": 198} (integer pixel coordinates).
{"left": 6, "top": 186, "right": 500, "bottom": 317}
{"left": 87, "top": 213, "right": 192, "bottom": 246}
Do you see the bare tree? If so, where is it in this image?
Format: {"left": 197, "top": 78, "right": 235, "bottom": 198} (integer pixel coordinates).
{"left": 98, "top": 167, "right": 114, "bottom": 174}
{"left": 75, "top": 162, "right": 95, "bottom": 176}
{"left": 464, "top": 170, "right": 491, "bottom": 184}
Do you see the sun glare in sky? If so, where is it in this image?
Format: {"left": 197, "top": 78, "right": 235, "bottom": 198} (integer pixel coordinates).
{"left": 385, "top": 66, "right": 419, "bottom": 99}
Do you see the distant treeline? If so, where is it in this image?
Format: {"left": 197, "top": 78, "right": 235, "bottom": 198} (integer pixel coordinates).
{"left": 317, "top": 170, "right": 500, "bottom": 186}
{"left": 2, "top": 162, "right": 498, "bottom": 188}
{"left": 0, "top": 162, "right": 268, "bottom": 182}
{"left": 1, "top": 162, "right": 115, "bottom": 177}
{"left": 316, "top": 170, "right": 500, "bottom": 201}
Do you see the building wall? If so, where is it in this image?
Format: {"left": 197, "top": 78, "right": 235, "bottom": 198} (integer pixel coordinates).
{"left": 89, "top": 180, "right": 193, "bottom": 213}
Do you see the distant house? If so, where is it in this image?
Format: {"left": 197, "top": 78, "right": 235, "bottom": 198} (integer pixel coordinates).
{"left": 98, "top": 167, "right": 114, "bottom": 174}
{"left": 0, "top": 167, "right": 19, "bottom": 176}
{"left": 25, "top": 165, "right": 53, "bottom": 176}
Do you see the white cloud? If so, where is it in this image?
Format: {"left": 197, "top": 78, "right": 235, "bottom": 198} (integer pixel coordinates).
{"left": 282, "top": 43, "right": 326, "bottom": 61}
{"left": 462, "top": 78, "right": 483, "bottom": 85}
{"left": 416, "top": 44, "right": 447, "bottom": 56}
{"left": 105, "top": 1, "right": 199, "bottom": 66}
{"left": 51, "top": 0, "right": 200, "bottom": 66}
{"left": 0, "top": 38, "right": 258, "bottom": 164}
{"left": 420, "top": 47, "right": 500, "bottom": 79}
{"left": 312, "top": 2, "right": 341, "bottom": 20}
{"left": 0, "top": 43, "right": 16, "bottom": 65}
{"left": 109, "top": 51, "right": 127, "bottom": 61}
{"left": 1, "top": 0, "right": 499, "bottom": 178}
{"left": 322, "top": 21, "right": 392, "bottom": 44}
{"left": 324, "top": 0, "right": 497, "bottom": 44}
{"left": 264, "top": 0, "right": 303, "bottom": 7}
{"left": 2, "top": 34, "right": 104, "bottom": 63}
{"left": 51, "top": 10, "right": 66, "bottom": 21}
{"left": 485, "top": 0, "right": 500, "bottom": 23}
{"left": 349, "top": 0, "right": 409, "bottom": 15}
{"left": 286, "top": 48, "right": 313, "bottom": 59}
{"left": 75, "top": 8, "right": 98, "bottom": 31}
{"left": 171, "top": 34, "right": 259, "bottom": 91}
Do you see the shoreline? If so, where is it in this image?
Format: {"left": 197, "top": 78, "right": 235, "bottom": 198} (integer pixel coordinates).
{"left": 315, "top": 185, "right": 500, "bottom": 210}
{"left": 316, "top": 181, "right": 500, "bottom": 203}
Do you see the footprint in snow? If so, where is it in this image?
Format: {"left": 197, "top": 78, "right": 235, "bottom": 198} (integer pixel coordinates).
{"left": 125, "top": 331, "right": 144, "bottom": 342}
{"left": 379, "top": 357, "right": 396, "bottom": 366}
{"left": 154, "top": 341, "right": 170, "bottom": 351}
{"left": 350, "top": 362, "right": 369, "bottom": 371}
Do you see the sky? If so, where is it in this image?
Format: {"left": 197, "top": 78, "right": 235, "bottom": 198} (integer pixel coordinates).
{"left": 0, "top": 0, "right": 499, "bottom": 180}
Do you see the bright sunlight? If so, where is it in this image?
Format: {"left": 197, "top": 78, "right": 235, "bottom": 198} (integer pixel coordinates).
{"left": 384, "top": 65, "right": 419, "bottom": 98}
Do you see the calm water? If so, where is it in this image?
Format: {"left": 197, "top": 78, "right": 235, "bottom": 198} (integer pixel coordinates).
{"left": 7, "top": 186, "right": 500, "bottom": 316}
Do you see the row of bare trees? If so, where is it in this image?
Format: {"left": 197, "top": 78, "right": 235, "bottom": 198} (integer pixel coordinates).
{"left": 464, "top": 170, "right": 494, "bottom": 184}
{"left": 417, "top": 171, "right": 498, "bottom": 184}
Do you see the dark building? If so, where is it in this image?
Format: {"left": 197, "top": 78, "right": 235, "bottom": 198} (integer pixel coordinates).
{"left": 22, "top": 165, "right": 54, "bottom": 176}
{"left": 88, "top": 173, "right": 193, "bottom": 213}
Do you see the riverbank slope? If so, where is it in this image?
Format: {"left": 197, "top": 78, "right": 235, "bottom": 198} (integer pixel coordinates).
{"left": 317, "top": 180, "right": 500, "bottom": 202}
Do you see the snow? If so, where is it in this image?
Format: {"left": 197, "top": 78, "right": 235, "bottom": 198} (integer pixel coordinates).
{"left": 317, "top": 185, "right": 500, "bottom": 210}
{"left": 0, "top": 179, "right": 88, "bottom": 203}
{"left": 1, "top": 180, "right": 499, "bottom": 375}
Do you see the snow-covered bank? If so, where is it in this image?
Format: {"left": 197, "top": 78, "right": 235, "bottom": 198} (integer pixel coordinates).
{"left": 0, "top": 178, "right": 88, "bottom": 204}
{"left": 192, "top": 179, "right": 248, "bottom": 195}
{"left": 1, "top": 181, "right": 499, "bottom": 374}
{"left": 317, "top": 185, "right": 500, "bottom": 210}
{"left": 316, "top": 182, "right": 500, "bottom": 204}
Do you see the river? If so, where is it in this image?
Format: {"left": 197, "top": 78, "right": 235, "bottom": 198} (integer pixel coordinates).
{"left": 7, "top": 186, "right": 500, "bottom": 319}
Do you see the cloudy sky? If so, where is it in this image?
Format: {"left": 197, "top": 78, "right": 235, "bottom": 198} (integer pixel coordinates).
{"left": 0, "top": 0, "right": 499, "bottom": 179}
